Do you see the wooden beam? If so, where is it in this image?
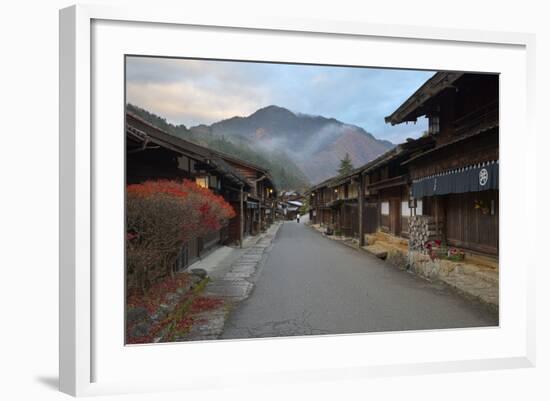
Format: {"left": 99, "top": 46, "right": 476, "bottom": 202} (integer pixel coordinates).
{"left": 259, "top": 195, "right": 263, "bottom": 232}
{"left": 240, "top": 185, "right": 244, "bottom": 248}
{"left": 377, "top": 193, "right": 381, "bottom": 232}
{"left": 434, "top": 196, "right": 440, "bottom": 241}
{"left": 358, "top": 174, "right": 365, "bottom": 247}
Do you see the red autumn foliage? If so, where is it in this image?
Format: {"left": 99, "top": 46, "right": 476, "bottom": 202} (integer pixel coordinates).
{"left": 127, "top": 273, "right": 191, "bottom": 314}
{"left": 126, "top": 274, "right": 193, "bottom": 344}
{"left": 173, "top": 316, "right": 194, "bottom": 334}
{"left": 127, "top": 180, "right": 189, "bottom": 199}
{"left": 127, "top": 179, "right": 235, "bottom": 236}
{"left": 126, "top": 179, "right": 235, "bottom": 293}
{"left": 126, "top": 271, "right": 226, "bottom": 344}
{"left": 190, "top": 296, "right": 225, "bottom": 313}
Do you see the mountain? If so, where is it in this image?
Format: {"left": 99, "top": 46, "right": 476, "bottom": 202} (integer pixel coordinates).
{"left": 191, "top": 105, "right": 394, "bottom": 184}
{"left": 126, "top": 104, "right": 310, "bottom": 191}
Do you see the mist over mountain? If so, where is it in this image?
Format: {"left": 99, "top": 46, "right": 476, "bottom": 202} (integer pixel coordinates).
{"left": 191, "top": 105, "right": 394, "bottom": 184}
{"left": 126, "top": 104, "right": 311, "bottom": 191}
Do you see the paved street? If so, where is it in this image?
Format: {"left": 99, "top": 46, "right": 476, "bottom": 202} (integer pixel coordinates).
{"left": 222, "top": 219, "right": 498, "bottom": 339}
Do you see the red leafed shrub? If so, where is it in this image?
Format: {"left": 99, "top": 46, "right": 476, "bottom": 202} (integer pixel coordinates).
{"left": 190, "top": 296, "right": 224, "bottom": 313}
{"left": 178, "top": 180, "right": 236, "bottom": 235}
{"left": 127, "top": 273, "right": 191, "bottom": 313}
{"left": 126, "top": 179, "right": 235, "bottom": 293}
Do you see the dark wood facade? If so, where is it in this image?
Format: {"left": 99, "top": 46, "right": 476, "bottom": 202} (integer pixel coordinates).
{"left": 388, "top": 73, "right": 499, "bottom": 256}
{"left": 308, "top": 72, "right": 499, "bottom": 258}
{"left": 220, "top": 155, "right": 277, "bottom": 235}
{"left": 308, "top": 169, "right": 364, "bottom": 238}
{"left": 126, "top": 111, "right": 277, "bottom": 270}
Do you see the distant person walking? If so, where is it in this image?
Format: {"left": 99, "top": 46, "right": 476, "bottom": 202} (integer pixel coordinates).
{"left": 296, "top": 214, "right": 300, "bottom": 223}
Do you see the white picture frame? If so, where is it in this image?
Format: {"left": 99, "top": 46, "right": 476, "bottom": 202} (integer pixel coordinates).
{"left": 59, "top": 4, "right": 536, "bottom": 397}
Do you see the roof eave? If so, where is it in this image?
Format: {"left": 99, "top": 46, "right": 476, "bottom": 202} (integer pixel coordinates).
{"left": 385, "top": 71, "right": 464, "bottom": 126}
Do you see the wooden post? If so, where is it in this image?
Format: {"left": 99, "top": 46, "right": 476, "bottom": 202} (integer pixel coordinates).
{"left": 434, "top": 196, "right": 440, "bottom": 241}
{"left": 240, "top": 185, "right": 244, "bottom": 248}
{"left": 377, "top": 193, "right": 381, "bottom": 231}
{"left": 259, "top": 189, "right": 263, "bottom": 232}
{"left": 358, "top": 174, "right": 365, "bottom": 247}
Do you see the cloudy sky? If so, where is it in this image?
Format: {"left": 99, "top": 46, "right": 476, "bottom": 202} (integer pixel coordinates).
{"left": 126, "top": 56, "right": 434, "bottom": 144}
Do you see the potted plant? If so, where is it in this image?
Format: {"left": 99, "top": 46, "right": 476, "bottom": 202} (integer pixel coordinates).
{"left": 424, "top": 239, "right": 445, "bottom": 261}
{"left": 474, "top": 200, "right": 490, "bottom": 215}
{"left": 447, "top": 247, "right": 465, "bottom": 261}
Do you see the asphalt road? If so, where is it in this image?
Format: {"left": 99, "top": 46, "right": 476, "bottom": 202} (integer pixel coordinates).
{"left": 221, "top": 219, "right": 498, "bottom": 339}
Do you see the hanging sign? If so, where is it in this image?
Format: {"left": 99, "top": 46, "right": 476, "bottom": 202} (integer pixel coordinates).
{"left": 412, "top": 161, "right": 498, "bottom": 198}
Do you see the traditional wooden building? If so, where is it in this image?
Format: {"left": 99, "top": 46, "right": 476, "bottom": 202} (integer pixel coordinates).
{"left": 213, "top": 152, "right": 277, "bottom": 237}
{"left": 385, "top": 72, "right": 499, "bottom": 256}
{"left": 278, "top": 200, "right": 302, "bottom": 220}
{"left": 308, "top": 177, "right": 337, "bottom": 228}
{"left": 323, "top": 168, "right": 361, "bottom": 237}
{"left": 309, "top": 72, "right": 498, "bottom": 260}
{"left": 361, "top": 136, "right": 434, "bottom": 240}
{"left": 307, "top": 138, "right": 432, "bottom": 243}
{"left": 277, "top": 191, "right": 304, "bottom": 220}
{"left": 126, "top": 111, "right": 276, "bottom": 269}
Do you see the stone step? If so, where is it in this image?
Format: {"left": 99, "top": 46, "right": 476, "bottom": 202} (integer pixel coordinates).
{"left": 246, "top": 252, "right": 264, "bottom": 256}
{"left": 204, "top": 280, "right": 253, "bottom": 300}
{"left": 443, "top": 272, "right": 498, "bottom": 307}
{"left": 473, "top": 269, "right": 499, "bottom": 285}
{"left": 232, "top": 262, "right": 257, "bottom": 269}
{"left": 231, "top": 264, "right": 257, "bottom": 271}
{"left": 363, "top": 245, "right": 388, "bottom": 259}
{"left": 175, "top": 310, "right": 227, "bottom": 341}
{"left": 447, "top": 263, "right": 499, "bottom": 284}
{"left": 224, "top": 271, "right": 254, "bottom": 279}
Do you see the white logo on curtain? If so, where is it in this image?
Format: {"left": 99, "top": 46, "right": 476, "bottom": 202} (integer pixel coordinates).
{"left": 479, "top": 168, "right": 489, "bottom": 186}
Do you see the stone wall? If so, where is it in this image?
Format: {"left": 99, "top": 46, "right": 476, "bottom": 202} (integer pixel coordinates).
{"left": 407, "top": 250, "right": 498, "bottom": 310}
{"left": 408, "top": 215, "right": 444, "bottom": 252}
{"left": 385, "top": 248, "right": 409, "bottom": 269}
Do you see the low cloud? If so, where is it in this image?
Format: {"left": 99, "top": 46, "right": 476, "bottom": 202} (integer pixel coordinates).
{"left": 126, "top": 81, "right": 269, "bottom": 126}
{"left": 126, "top": 56, "right": 434, "bottom": 142}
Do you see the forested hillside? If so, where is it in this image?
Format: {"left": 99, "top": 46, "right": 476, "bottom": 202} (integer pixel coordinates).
{"left": 126, "top": 104, "right": 310, "bottom": 190}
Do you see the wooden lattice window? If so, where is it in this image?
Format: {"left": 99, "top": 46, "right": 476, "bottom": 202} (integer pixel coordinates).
{"left": 429, "top": 115, "right": 440, "bottom": 135}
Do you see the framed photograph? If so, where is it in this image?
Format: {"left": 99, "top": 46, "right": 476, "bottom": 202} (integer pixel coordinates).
{"left": 59, "top": 4, "right": 536, "bottom": 397}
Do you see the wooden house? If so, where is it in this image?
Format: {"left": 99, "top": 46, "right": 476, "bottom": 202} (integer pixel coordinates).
{"left": 126, "top": 111, "right": 275, "bottom": 270}
{"left": 214, "top": 152, "right": 277, "bottom": 236}
{"left": 277, "top": 191, "right": 304, "bottom": 220}
{"left": 322, "top": 168, "right": 361, "bottom": 237}
{"left": 308, "top": 177, "right": 338, "bottom": 228}
{"left": 279, "top": 200, "right": 302, "bottom": 220}
{"left": 385, "top": 72, "right": 499, "bottom": 257}
{"left": 361, "top": 136, "right": 434, "bottom": 240}
{"left": 307, "top": 137, "right": 432, "bottom": 244}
